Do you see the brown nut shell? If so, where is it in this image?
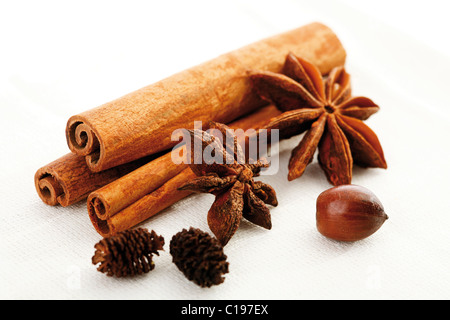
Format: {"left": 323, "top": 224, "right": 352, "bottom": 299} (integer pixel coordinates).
{"left": 316, "top": 185, "right": 388, "bottom": 241}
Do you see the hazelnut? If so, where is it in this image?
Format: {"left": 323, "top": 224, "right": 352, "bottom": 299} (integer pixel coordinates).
{"left": 316, "top": 185, "right": 388, "bottom": 242}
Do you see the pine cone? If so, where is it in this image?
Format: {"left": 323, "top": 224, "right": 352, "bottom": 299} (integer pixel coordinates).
{"left": 92, "top": 228, "right": 164, "bottom": 277}
{"left": 170, "top": 227, "right": 229, "bottom": 287}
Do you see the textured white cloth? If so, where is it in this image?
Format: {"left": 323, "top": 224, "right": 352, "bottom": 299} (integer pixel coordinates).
{"left": 1, "top": 0, "right": 450, "bottom": 299}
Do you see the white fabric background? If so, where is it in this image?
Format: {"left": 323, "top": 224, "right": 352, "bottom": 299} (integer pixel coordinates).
{"left": 1, "top": 0, "right": 449, "bottom": 299}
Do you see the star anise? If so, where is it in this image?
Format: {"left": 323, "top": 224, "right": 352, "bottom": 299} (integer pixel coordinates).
{"left": 249, "top": 53, "right": 387, "bottom": 185}
{"left": 178, "top": 121, "right": 278, "bottom": 246}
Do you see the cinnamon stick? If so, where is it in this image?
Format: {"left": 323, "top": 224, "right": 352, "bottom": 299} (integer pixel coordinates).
{"left": 89, "top": 168, "right": 197, "bottom": 236}
{"left": 67, "top": 22, "right": 346, "bottom": 172}
{"left": 87, "top": 150, "right": 185, "bottom": 220}
{"left": 34, "top": 153, "right": 151, "bottom": 207}
{"left": 88, "top": 105, "right": 283, "bottom": 237}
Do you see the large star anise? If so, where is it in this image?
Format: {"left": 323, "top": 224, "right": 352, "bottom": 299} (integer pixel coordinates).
{"left": 249, "top": 53, "right": 387, "bottom": 185}
{"left": 179, "top": 122, "right": 278, "bottom": 246}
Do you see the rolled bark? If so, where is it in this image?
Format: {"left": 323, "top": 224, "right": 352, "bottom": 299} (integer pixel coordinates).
{"left": 34, "top": 153, "right": 151, "bottom": 207}
{"left": 67, "top": 22, "right": 346, "bottom": 172}
{"left": 87, "top": 150, "right": 185, "bottom": 221}
{"left": 89, "top": 168, "right": 197, "bottom": 236}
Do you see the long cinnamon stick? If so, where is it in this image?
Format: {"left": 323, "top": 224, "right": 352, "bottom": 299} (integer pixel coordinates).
{"left": 88, "top": 105, "right": 282, "bottom": 237}
{"left": 34, "top": 153, "right": 151, "bottom": 207}
{"left": 67, "top": 22, "right": 346, "bottom": 172}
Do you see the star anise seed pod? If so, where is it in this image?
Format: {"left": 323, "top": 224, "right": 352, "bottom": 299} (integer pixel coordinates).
{"left": 249, "top": 53, "right": 387, "bottom": 185}
{"left": 179, "top": 121, "right": 278, "bottom": 246}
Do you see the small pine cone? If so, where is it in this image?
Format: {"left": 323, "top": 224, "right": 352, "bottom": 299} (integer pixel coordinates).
{"left": 170, "top": 227, "right": 229, "bottom": 288}
{"left": 92, "top": 228, "right": 164, "bottom": 277}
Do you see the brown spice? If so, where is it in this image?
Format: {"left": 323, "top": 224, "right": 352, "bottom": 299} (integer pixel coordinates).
{"left": 87, "top": 105, "right": 282, "bottom": 238}
{"left": 92, "top": 228, "right": 164, "bottom": 277}
{"left": 179, "top": 122, "right": 278, "bottom": 246}
{"left": 249, "top": 53, "right": 387, "bottom": 185}
{"left": 170, "top": 227, "right": 229, "bottom": 288}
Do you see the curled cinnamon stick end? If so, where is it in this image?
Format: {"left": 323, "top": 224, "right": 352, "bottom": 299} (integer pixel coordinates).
{"left": 66, "top": 117, "right": 103, "bottom": 171}
{"left": 90, "top": 196, "right": 108, "bottom": 218}
{"left": 35, "top": 172, "right": 67, "bottom": 206}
